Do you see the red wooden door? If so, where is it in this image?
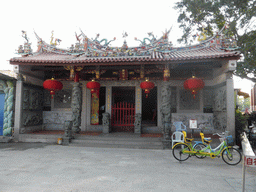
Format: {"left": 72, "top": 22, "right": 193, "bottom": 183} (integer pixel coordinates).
{"left": 111, "top": 102, "right": 135, "bottom": 132}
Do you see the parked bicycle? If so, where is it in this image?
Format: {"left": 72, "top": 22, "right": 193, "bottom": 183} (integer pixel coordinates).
{"left": 172, "top": 131, "right": 242, "bottom": 165}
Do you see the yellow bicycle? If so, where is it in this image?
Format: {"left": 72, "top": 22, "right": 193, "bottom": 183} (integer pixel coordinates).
{"left": 172, "top": 131, "right": 242, "bottom": 165}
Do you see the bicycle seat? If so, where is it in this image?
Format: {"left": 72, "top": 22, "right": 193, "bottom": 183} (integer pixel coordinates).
{"left": 200, "top": 132, "right": 212, "bottom": 144}
{"left": 182, "top": 131, "right": 194, "bottom": 143}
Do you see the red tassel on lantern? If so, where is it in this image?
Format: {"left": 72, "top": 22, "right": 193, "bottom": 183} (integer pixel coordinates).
{"left": 184, "top": 76, "right": 204, "bottom": 99}
{"left": 43, "top": 78, "right": 63, "bottom": 99}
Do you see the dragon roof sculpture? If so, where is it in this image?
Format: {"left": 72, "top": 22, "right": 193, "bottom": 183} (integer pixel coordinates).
{"left": 11, "top": 25, "right": 240, "bottom": 64}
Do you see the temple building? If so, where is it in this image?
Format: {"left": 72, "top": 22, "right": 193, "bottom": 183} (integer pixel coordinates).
{"left": 8, "top": 27, "right": 240, "bottom": 144}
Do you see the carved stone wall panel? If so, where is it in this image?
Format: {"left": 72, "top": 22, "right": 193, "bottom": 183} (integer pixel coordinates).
{"left": 172, "top": 113, "right": 214, "bottom": 132}
{"left": 23, "top": 86, "right": 43, "bottom": 111}
{"left": 43, "top": 111, "right": 72, "bottom": 130}
{"left": 213, "top": 85, "right": 226, "bottom": 112}
{"left": 212, "top": 84, "right": 227, "bottom": 131}
{"left": 203, "top": 87, "right": 214, "bottom": 109}
{"left": 179, "top": 90, "right": 200, "bottom": 110}
{"left": 29, "top": 89, "right": 42, "bottom": 110}
{"left": 22, "top": 85, "right": 44, "bottom": 130}
{"left": 23, "top": 89, "right": 29, "bottom": 110}
{"left": 43, "top": 90, "right": 51, "bottom": 107}
{"left": 213, "top": 112, "right": 227, "bottom": 132}
{"left": 54, "top": 89, "right": 72, "bottom": 108}
{"left": 23, "top": 112, "right": 43, "bottom": 126}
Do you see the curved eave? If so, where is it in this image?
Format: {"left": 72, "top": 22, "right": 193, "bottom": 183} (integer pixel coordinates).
{"left": 10, "top": 57, "right": 167, "bottom": 66}
{"left": 10, "top": 56, "right": 240, "bottom": 66}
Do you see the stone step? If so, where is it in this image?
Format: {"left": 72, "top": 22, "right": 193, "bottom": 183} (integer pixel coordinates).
{"left": 0, "top": 136, "right": 13, "bottom": 143}
{"left": 69, "top": 134, "right": 164, "bottom": 149}
{"left": 18, "top": 133, "right": 165, "bottom": 149}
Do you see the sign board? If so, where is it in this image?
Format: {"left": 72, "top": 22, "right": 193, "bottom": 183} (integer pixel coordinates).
{"left": 244, "top": 156, "right": 256, "bottom": 167}
{"left": 189, "top": 119, "right": 197, "bottom": 129}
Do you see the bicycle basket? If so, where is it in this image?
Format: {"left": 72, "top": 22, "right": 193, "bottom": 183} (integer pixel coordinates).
{"left": 226, "top": 135, "right": 234, "bottom": 146}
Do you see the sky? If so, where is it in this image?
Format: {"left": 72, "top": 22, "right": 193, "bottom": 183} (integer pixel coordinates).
{"left": 0, "top": 0, "right": 253, "bottom": 93}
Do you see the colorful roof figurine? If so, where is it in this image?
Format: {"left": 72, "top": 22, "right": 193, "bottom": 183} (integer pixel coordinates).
{"left": 16, "top": 31, "right": 33, "bottom": 56}
{"left": 10, "top": 25, "right": 240, "bottom": 65}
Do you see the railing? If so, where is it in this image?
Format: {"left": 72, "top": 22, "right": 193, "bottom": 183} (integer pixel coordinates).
{"left": 111, "top": 102, "right": 135, "bottom": 128}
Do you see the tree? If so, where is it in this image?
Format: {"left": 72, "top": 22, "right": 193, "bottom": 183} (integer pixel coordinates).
{"left": 175, "top": 0, "right": 256, "bottom": 82}
{"left": 237, "top": 96, "right": 250, "bottom": 112}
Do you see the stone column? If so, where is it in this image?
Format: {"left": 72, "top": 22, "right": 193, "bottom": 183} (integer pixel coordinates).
{"left": 226, "top": 72, "right": 235, "bottom": 138}
{"left": 71, "top": 82, "right": 82, "bottom": 133}
{"left": 134, "top": 113, "right": 142, "bottom": 134}
{"left": 102, "top": 112, "right": 110, "bottom": 133}
{"left": 135, "top": 86, "right": 142, "bottom": 114}
{"left": 105, "top": 86, "right": 112, "bottom": 114}
{"left": 14, "top": 74, "right": 24, "bottom": 141}
{"left": 63, "top": 120, "right": 73, "bottom": 145}
{"left": 160, "top": 82, "right": 172, "bottom": 140}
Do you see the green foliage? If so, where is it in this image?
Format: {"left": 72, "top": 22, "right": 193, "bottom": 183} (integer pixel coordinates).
{"left": 175, "top": 0, "right": 256, "bottom": 81}
{"left": 237, "top": 97, "right": 250, "bottom": 112}
{"left": 235, "top": 108, "right": 248, "bottom": 131}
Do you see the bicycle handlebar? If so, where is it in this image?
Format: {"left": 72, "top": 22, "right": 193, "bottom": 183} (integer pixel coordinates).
{"left": 212, "top": 132, "right": 226, "bottom": 137}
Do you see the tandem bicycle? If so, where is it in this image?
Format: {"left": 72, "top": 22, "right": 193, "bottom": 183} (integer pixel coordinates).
{"left": 172, "top": 131, "right": 242, "bottom": 165}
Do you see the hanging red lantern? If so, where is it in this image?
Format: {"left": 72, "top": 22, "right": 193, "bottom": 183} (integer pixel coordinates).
{"left": 86, "top": 79, "right": 100, "bottom": 93}
{"left": 43, "top": 78, "right": 63, "bottom": 99}
{"left": 184, "top": 76, "right": 204, "bottom": 99}
{"left": 140, "top": 78, "right": 155, "bottom": 98}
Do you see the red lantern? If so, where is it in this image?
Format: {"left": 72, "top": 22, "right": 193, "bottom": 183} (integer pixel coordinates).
{"left": 86, "top": 79, "right": 100, "bottom": 93}
{"left": 140, "top": 78, "right": 155, "bottom": 98}
{"left": 43, "top": 78, "right": 63, "bottom": 99}
{"left": 184, "top": 76, "right": 204, "bottom": 99}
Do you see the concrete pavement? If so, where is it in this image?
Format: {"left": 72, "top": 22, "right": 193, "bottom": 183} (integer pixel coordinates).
{"left": 0, "top": 143, "right": 255, "bottom": 192}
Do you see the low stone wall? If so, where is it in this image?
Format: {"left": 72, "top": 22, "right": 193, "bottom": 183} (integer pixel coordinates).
{"left": 172, "top": 113, "right": 214, "bottom": 133}
{"left": 43, "top": 111, "right": 72, "bottom": 130}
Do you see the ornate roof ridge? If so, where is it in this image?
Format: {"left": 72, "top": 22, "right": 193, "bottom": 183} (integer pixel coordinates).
{"left": 15, "top": 26, "right": 239, "bottom": 59}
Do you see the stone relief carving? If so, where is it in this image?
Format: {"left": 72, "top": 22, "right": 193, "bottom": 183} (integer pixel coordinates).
{"left": 23, "top": 89, "right": 29, "bottom": 110}
{"left": 203, "top": 87, "right": 214, "bottom": 109}
{"left": 54, "top": 89, "right": 72, "bottom": 108}
{"left": 172, "top": 113, "right": 214, "bottom": 131}
{"left": 213, "top": 112, "right": 227, "bottom": 132}
{"left": 160, "top": 83, "right": 172, "bottom": 139}
{"left": 30, "top": 89, "right": 39, "bottom": 110}
{"left": 23, "top": 113, "right": 43, "bottom": 126}
{"left": 212, "top": 85, "right": 227, "bottom": 131}
{"left": 71, "top": 82, "right": 82, "bottom": 133}
{"left": 23, "top": 87, "right": 43, "bottom": 110}
{"left": 43, "top": 112, "right": 72, "bottom": 124}
{"left": 43, "top": 90, "right": 51, "bottom": 107}
{"left": 213, "top": 86, "right": 226, "bottom": 112}
{"left": 179, "top": 89, "right": 200, "bottom": 110}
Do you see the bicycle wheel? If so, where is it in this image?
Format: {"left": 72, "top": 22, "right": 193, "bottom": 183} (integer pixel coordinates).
{"left": 172, "top": 143, "right": 190, "bottom": 161}
{"left": 193, "top": 143, "right": 207, "bottom": 159}
{"left": 221, "top": 147, "right": 242, "bottom": 165}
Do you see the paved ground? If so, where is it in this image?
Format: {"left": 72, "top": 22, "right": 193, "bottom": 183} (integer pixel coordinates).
{"left": 0, "top": 143, "right": 255, "bottom": 192}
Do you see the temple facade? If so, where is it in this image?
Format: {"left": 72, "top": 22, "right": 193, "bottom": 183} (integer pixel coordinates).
{"left": 9, "top": 27, "right": 240, "bottom": 142}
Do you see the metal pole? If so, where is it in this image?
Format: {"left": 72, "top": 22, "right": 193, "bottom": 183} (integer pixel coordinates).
{"left": 242, "top": 155, "right": 246, "bottom": 192}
